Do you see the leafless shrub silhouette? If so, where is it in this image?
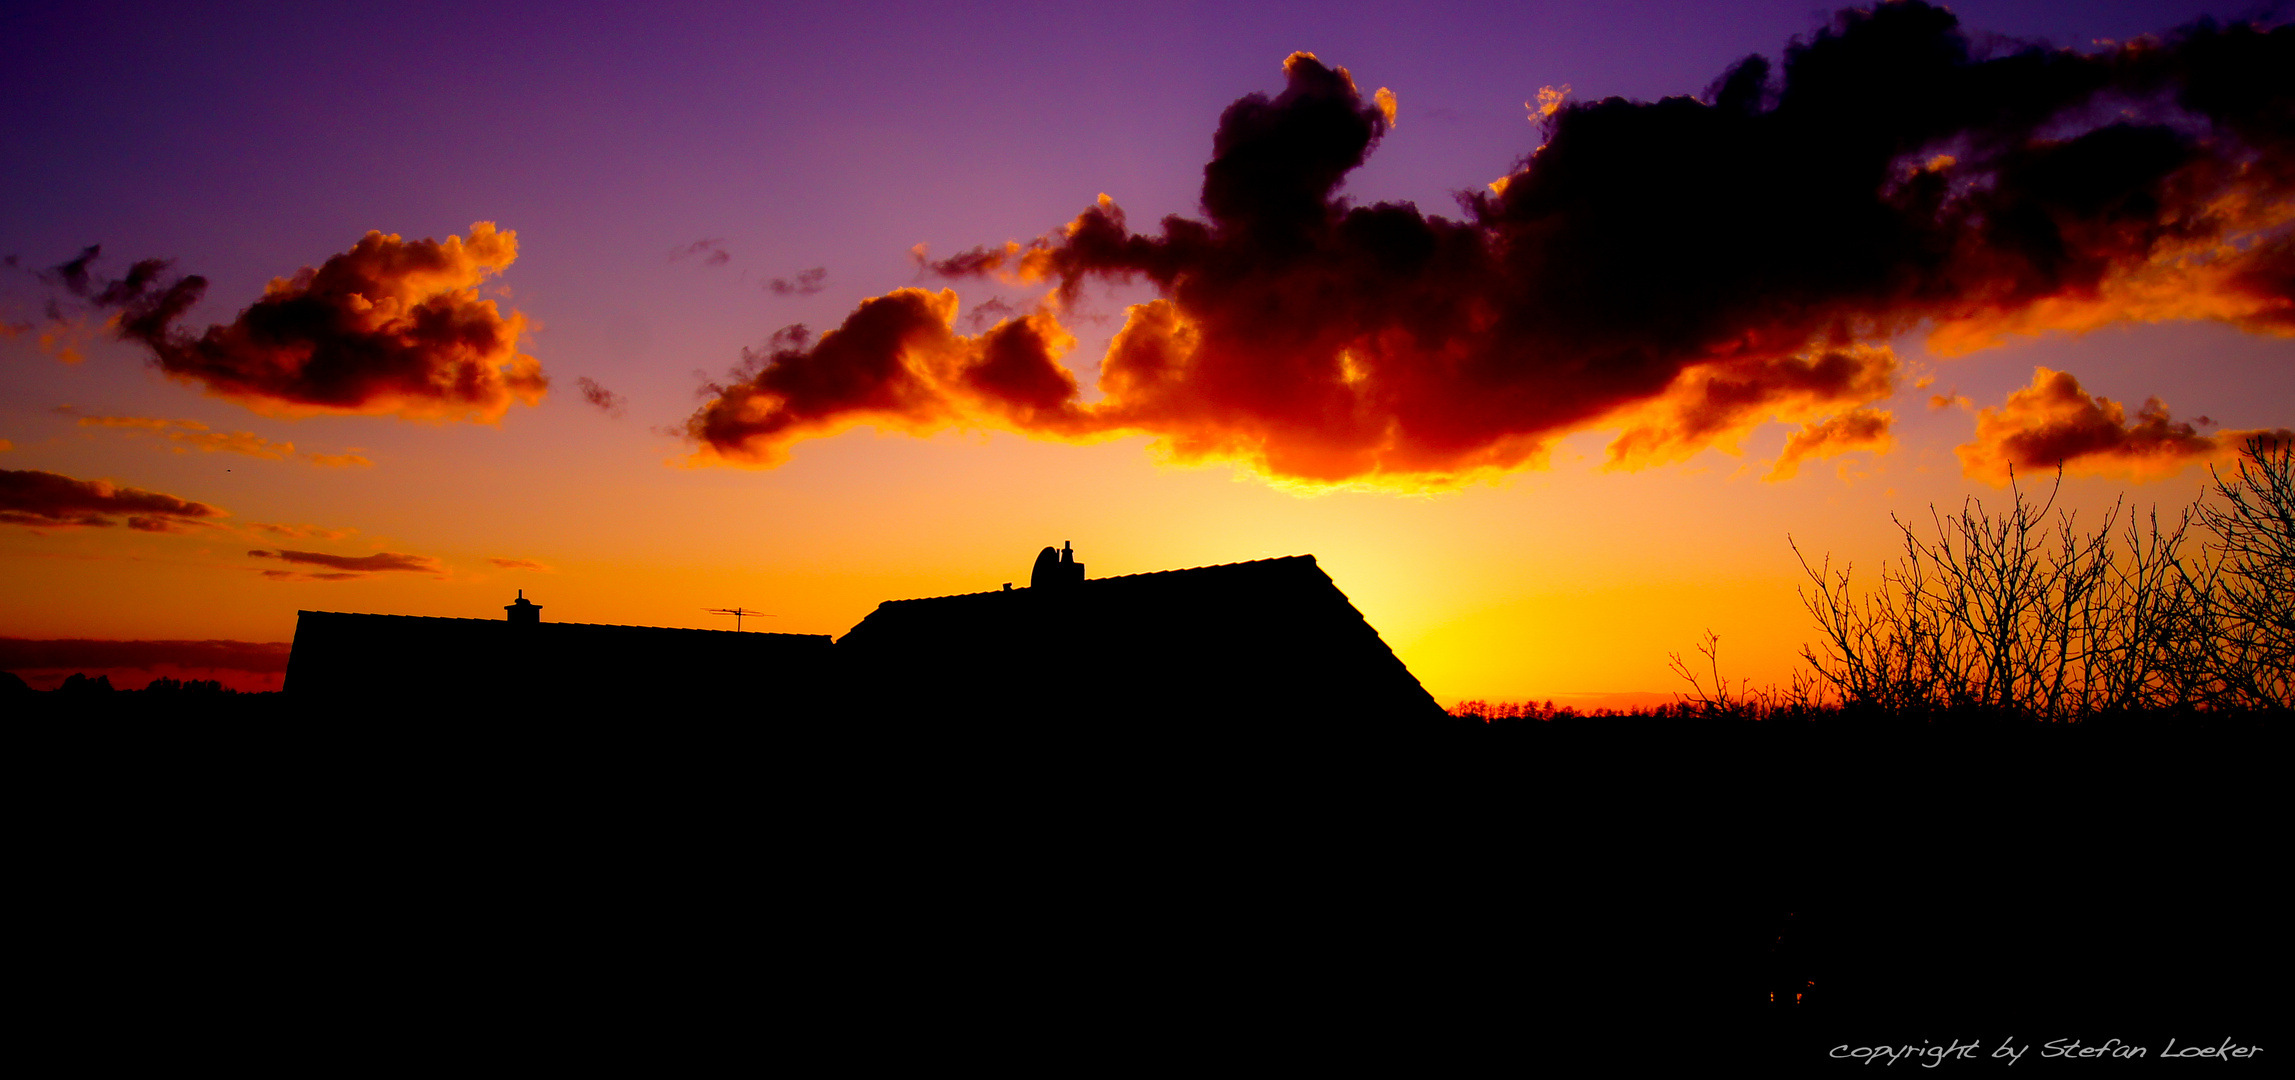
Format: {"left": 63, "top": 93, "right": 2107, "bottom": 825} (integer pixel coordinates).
{"left": 1667, "top": 630, "right": 1824, "bottom": 719}
{"left": 2199, "top": 438, "right": 2295, "bottom": 709}
{"left": 1772, "top": 437, "right": 2294, "bottom": 720}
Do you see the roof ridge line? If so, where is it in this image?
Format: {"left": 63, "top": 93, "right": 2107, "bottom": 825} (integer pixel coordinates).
{"left": 875, "top": 554, "right": 1319, "bottom": 605}
{"left": 297, "top": 611, "right": 820, "bottom": 635}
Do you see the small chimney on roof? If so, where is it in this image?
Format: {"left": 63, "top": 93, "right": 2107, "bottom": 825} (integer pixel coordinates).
{"left": 506, "top": 589, "right": 542, "bottom": 625}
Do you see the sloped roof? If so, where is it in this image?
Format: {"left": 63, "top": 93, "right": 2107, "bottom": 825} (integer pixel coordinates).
{"left": 285, "top": 609, "right": 830, "bottom": 705}
{"left": 292, "top": 610, "right": 825, "bottom": 640}
{"left": 836, "top": 555, "right": 1443, "bottom": 723}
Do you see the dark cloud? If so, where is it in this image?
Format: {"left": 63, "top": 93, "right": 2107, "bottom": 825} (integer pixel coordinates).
{"left": 768, "top": 267, "right": 827, "bottom": 296}
{"left": 686, "top": 292, "right": 1082, "bottom": 467}
{"left": 962, "top": 297, "right": 1024, "bottom": 332}
{"left": 0, "top": 637, "right": 290, "bottom": 673}
{"left": 248, "top": 548, "right": 443, "bottom": 576}
{"left": 672, "top": 239, "right": 731, "bottom": 267}
{"left": 575, "top": 376, "right": 628, "bottom": 417}
{"left": 247, "top": 522, "right": 357, "bottom": 540}
{"left": 61, "top": 224, "right": 544, "bottom": 422}
{"left": 690, "top": 8, "right": 2295, "bottom": 486}
{"left": 1958, "top": 367, "right": 2292, "bottom": 483}
{"left": 0, "top": 468, "right": 226, "bottom": 531}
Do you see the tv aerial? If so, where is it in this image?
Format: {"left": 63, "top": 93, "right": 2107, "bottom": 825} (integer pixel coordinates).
{"left": 705, "top": 606, "right": 774, "bottom": 631}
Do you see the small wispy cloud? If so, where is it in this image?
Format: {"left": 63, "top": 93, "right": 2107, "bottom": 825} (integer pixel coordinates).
{"left": 246, "top": 522, "right": 358, "bottom": 541}
{"left": 58, "top": 408, "right": 373, "bottom": 467}
{"left": 768, "top": 267, "right": 827, "bottom": 296}
{"left": 671, "top": 239, "right": 731, "bottom": 267}
{"left": 249, "top": 547, "right": 445, "bottom": 581}
{"left": 575, "top": 376, "right": 628, "bottom": 417}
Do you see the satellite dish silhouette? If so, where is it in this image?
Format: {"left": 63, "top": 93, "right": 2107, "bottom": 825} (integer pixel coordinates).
{"left": 704, "top": 606, "right": 775, "bottom": 631}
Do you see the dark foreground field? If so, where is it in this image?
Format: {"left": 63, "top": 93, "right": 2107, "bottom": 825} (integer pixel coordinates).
{"left": 8, "top": 691, "right": 2280, "bottom": 1067}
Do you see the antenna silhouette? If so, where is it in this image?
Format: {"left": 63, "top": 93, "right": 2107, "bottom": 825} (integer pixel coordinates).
{"left": 705, "top": 606, "right": 774, "bottom": 631}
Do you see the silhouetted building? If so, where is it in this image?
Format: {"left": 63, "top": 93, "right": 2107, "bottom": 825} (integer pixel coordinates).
{"left": 284, "top": 548, "right": 1442, "bottom": 725}
{"left": 285, "top": 599, "right": 831, "bottom": 711}
{"left": 837, "top": 549, "right": 1444, "bottom": 725}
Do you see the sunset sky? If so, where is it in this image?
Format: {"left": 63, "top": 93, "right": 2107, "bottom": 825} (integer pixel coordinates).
{"left": 4, "top": 0, "right": 2290, "bottom": 700}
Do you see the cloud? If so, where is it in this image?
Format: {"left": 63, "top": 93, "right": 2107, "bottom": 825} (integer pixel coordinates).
{"left": 1929, "top": 390, "right": 1972, "bottom": 412}
{"left": 487, "top": 557, "right": 553, "bottom": 571}
{"left": 0, "top": 637, "right": 290, "bottom": 673}
{"left": 685, "top": 294, "right": 1084, "bottom": 468}
{"left": 247, "top": 522, "right": 357, "bottom": 541}
{"left": 687, "top": 9, "right": 2295, "bottom": 487}
{"left": 672, "top": 239, "right": 730, "bottom": 267}
{"left": 259, "top": 569, "right": 362, "bottom": 581}
{"left": 167, "top": 428, "right": 295, "bottom": 460}
{"left": 60, "top": 223, "right": 545, "bottom": 422}
{"left": 300, "top": 451, "right": 373, "bottom": 468}
{"left": 248, "top": 548, "right": 444, "bottom": 578}
{"left": 1768, "top": 408, "right": 1894, "bottom": 481}
{"left": 61, "top": 410, "right": 370, "bottom": 466}
{"left": 65, "top": 412, "right": 175, "bottom": 430}
{"left": 1605, "top": 344, "right": 1899, "bottom": 471}
{"left": 1957, "top": 367, "right": 2292, "bottom": 484}
{"left": 0, "top": 468, "right": 226, "bottom": 531}
{"left": 768, "top": 267, "right": 828, "bottom": 296}
{"left": 575, "top": 376, "right": 628, "bottom": 417}
{"left": 0, "top": 440, "right": 12, "bottom": 452}
{"left": 962, "top": 297, "right": 1024, "bottom": 332}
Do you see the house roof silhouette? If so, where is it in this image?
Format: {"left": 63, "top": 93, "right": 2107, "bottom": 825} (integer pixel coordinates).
{"left": 835, "top": 554, "right": 1443, "bottom": 723}
{"left": 284, "top": 610, "right": 830, "bottom": 707}
{"left": 280, "top": 549, "right": 1441, "bottom": 724}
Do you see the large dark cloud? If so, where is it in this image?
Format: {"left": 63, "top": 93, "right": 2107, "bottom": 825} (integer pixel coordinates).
{"left": 689, "top": 5, "right": 2294, "bottom": 486}
{"left": 59, "top": 224, "right": 545, "bottom": 422}
{"left": 0, "top": 468, "right": 226, "bottom": 531}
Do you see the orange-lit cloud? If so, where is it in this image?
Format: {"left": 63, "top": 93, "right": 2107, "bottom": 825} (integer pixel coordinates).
{"left": 1607, "top": 345, "right": 1898, "bottom": 471}
{"left": 301, "top": 451, "right": 373, "bottom": 468}
{"left": 169, "top": 428, "right": 295, "bottom": 460}
{"left": 67, "top": 413, "right": 173, "bottom": 430}
{"left": 487, "top": 557, "right": 553, "bottom": 571}
{"left": 60, "top": 223, "right": 544, "bottom": 421}
{"left": 1767, "top": 408, "right": 1894, "bottom": 481}
{"left": 690, "top": 10, "right": 2295, "bottom": 487}
{"left": 0, "top": 468, "right": 226, "bottom": 532}
{"left": 686, "top": 292, "right": 1085, "bottom": 468}
{"left": 248, "top": 548, "right": 443, "bottom": 576}
{"left": 1957, "top": 367, "right": 2293, "bottom": 484}
{"left": 63, "top": 411, "right": 371, "bottom": 466}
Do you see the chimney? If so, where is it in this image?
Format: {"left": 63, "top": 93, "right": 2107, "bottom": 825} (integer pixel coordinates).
{"left": 1029, "top": 542, "right": 1087, "bottom": 589}
{"left": 505, "top": 589, "right": 542, "bottom": 625}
